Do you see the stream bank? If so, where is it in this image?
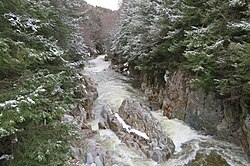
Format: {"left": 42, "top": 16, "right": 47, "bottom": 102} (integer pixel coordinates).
{"left": 110, "top": 54, "right": 250, "bottom": 160}
{"left": 70, "top": 55, "right": 249, "bottom": 166}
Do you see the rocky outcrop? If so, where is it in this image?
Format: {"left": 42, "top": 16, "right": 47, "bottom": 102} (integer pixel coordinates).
{"left": 70, "top": 73, "right": 98, "bottom": 127}
{"left": 102, "top": 99, "right": 175, "bottom": 162}
{"left": 69, "top": 130, "right": 106, "bottom": 166}
{"left": 216, "top": 100, "right": 250, "bottom": 156}
{"left": 161, "top": 71, "right": 225, "bottom": 134}
{"left": 242, "top": 114, "right": 250, "bottom": 155}
{"left": 64, "top": 73, "right": 106, "bottom": 165}
{"left": 141, "top": 70, "right": 250, "bottom": 156}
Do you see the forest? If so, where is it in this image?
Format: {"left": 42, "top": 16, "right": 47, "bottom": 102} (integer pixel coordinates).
{"left": 110, "top": 0, "right": 250, "bottom": 103}
{"left": 0, "top": 0, "right": 250, "bottom": 165}
{"left": 0, "top": 0, "right": 91, "bottom": 165}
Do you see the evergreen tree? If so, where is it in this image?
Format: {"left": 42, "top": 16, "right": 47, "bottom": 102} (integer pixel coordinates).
{"left": 182, "top": 0, "right": 250, "bottom": 100}
{"left": 110, "top": 0, "right": 164, "bottom": 70}
{"left": 109, "top": 0, "right": 250, "bottom": 102}
{"left": 0, "top": 0, "right": 88, "bottom": 165}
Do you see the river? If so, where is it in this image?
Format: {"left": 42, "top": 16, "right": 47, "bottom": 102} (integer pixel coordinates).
{"left": 83, "top": 55, "right": 249, "bottom": 166}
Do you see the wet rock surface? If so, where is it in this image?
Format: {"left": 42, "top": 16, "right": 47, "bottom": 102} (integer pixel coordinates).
{"left": 70, "top": 73, "right": 98, "bottom": 126}
{"left": 103, "top": 99, "right": 175, "bottom": 162}
{"left": 66, "top": 73, "right": 107, "bottom": 166}
{"left": 164, "top": 71, "right": 250, "bottom": 156}
{"left": 67, "top": 56, "right": 249, "bottom": 166}
{"left": 142, "top": 70, "right": 250, "bottom": 157}
{"left": 69, "top": 129, "right": 106, "bottom": 166}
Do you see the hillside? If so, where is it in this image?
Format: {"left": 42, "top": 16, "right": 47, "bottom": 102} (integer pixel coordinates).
{"left": 109, "top": 0, "right": 250, "bottom": 157}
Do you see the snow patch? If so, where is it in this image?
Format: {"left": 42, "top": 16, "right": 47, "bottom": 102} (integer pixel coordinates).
{"left": 0, "top": 100, "right": 19, "bottom": 108}
{"left": 27, "top": 97, "right": 35, "bottom": 104}
{"left": 115, "top": 113, "right": 150, "bottom": 140}
{"left": 0, "top": 128, "right": 7, "bottom": 133}
{"left": 229, "top": 0, "right": 245, "bottom": 6}
{"left": 0, "top": 154, "right": 14, "bottom": 161}
{"left": 123, "top": 62, "right": 128, "bottom": 67}
{"left": 130, "top": 129, "right": 150, "bottom": 140}
{"left": 164, "top": 70, "right": 170, "bottom": 83}
{"left": 228, "top": 21, "right": 250, "bottom": 30}
{"left": 115, "top": 113, "right": 131, "bottom": 131}
{"left": 192, "top": 66, "right": 204, "bottom": 72}
{"left": 4, "top": 13, "right": 41, "bottom": 32}
{"left": 207, "top": 40, "right": 224, "bottom": 50}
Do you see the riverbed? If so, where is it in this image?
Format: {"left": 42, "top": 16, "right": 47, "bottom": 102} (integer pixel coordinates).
{"left": 83, "top": 55, "right": 249, "bottom": 166}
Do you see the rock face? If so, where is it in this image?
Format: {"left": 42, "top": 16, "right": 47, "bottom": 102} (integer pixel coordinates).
{"left": 161, "top": 71, "right": 224, "bottom": 134}
{"left": 69, "top": 129, "right": 106, "bottom": 166}
{"left": 71, "top": 73, "right": 98, "bottom": 127}
{"left": 66, "top": 73, "right": 106, "bottom": 166}
{"left": 141, "top": 70, "right": 250, "bottom": 156}
{"left": 103, "top": 99, "right": 175, "bottom": 162}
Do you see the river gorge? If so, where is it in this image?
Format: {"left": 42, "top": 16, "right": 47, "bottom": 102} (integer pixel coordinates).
{"left": 77, "top": 55, "right": 250, "bottom": 166}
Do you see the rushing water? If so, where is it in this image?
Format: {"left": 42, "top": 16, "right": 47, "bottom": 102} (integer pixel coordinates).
{"left": 83, "top": 55, "right": 249, "bottom": 166}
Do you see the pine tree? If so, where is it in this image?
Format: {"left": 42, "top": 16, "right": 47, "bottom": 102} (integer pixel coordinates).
{"left": 183, "top": 0, "right": 250, "bottom": 100}
{"left": 0, "top": 0, "right": 88, "bottom": 165}
{"left": 109, "top": 0, "right": 250, "bottom": 102}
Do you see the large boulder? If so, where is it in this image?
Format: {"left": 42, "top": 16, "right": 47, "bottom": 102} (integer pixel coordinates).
{"left": 103, "top": 99, "right": 175, "bottom": 162}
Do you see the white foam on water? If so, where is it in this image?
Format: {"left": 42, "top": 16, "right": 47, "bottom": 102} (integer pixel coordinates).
{"left": 84, "top": 55, "right": 250, "bottom": 166}
{"left": 97, "top": 81, "right": 132, "bottom": 110}
{"left": 163, "top": 141, "right": 200, "bottom": 166}
{"left": 200, "top": 139, "right": 250, "bottom": 166}
{"left": 98, "top": 129, "right": 157, "bottom": 166}
{"left": 84, "top": 55, "right": 110, "bottom": 73}
{"left": 151, "top": 111, "right": 201, "bottom": 153}
{"left": 98, "top": 129, "right": 121, "bottom": 149}
{"left": 152, "top": 110, "right": 250, "bottom": 166}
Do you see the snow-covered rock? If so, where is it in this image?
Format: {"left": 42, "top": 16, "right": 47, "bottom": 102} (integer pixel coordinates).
{"left": 103, "top": 99, "right": 175, "bottom": 162}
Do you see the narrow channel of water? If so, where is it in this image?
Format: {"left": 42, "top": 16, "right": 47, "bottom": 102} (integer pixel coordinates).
{"left": 83, "top": 55, "right": 249, "bottom": 166}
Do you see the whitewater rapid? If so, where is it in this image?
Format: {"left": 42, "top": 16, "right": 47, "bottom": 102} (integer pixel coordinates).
{"left": 83, "top": 55, "right": 249, "bottom": 166}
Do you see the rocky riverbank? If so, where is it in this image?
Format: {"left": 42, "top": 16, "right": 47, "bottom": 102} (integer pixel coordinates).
{"left": 62, "top": 73, "right": 102, "bottom": 165}
{"left": 66, "top": 55, "right": 250, "bottom": 165}
{"left": 66, "top": 71, "right": 175, "bottom": 165}
{"left": 109, "top": 58, "right": 250, "bottom": 159}
{"left": 142, "top": 70, "right": 250, "bottom": 158}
